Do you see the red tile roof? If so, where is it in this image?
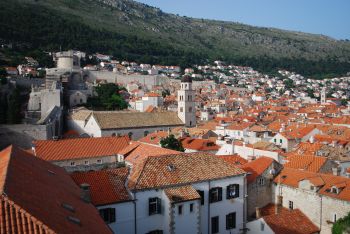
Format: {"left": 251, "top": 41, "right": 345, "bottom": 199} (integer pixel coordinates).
{"left": 0, "top": 146, "right": 111, "bottom": 234}
{"left": 275, "top": 168, "right": 350, "bottom": 202}
{"left": 241, "top": 157, "right": 274, "bottom": 184}
{"left": 33, "top": 136, "right": 130, "bottom": 161}
{"left": 260, "top": 204, "right": 320, "bottom": 234}
{"left": 138, "top": 131, "right": 169, "bottom": 145}
{"left": 164, "top": 185, "right": 200, "bottom": 203}
{"left": 122, "top": 142, "right": 180, "bottom": 165}
{"left": 71, "top": 168, "right": 131, "bottom": 206}
{"left": 180, "top": 137, "right": 220, "bottom": 151}
{"left": 284, "top": 154, "right": 328, "bottom": 173}
{"left": 217, "top": 155, "right": 248, "bottom": 166}
{"left": 128, "top": 152, "right": 245, "bottom": 191}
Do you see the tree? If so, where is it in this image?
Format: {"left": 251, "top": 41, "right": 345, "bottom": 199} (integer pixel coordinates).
{"left": 6, "top": 88, "right": 21, "bottom": 124}
{"left": 341, "top": 99, "right": 349, "bottom": 106}
{"left": 87, "top": 83, "right": 128, "bottom": 110}
{"left": 160, "top": 134, "right": 185, "bottom": 152}
{"left": 332, "top": 212, "right": 350, "bottom": 234}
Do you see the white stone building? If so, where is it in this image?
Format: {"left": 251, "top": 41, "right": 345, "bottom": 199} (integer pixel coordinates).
{"left": 71, "top": 152, "right": 247, "bottom": 234}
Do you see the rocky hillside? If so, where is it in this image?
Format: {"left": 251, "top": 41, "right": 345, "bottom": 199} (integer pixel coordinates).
{"left": 1, "top": 0, "right": 350, "bottom": 77}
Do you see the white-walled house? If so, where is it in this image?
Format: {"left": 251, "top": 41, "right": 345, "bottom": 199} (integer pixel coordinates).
{"left": 71, "top": 168, "right": 135, "bottom": 234}
{"left": 127, "top": 152, "right": 247, "bottom": 234}
{"left": 133, "top": 93, "right": 163, "bottom": 112}
{"left": 274, "top": 168, "right": 350, "bottom": 234}
{"left": 71, "top": 152, "right": 247, "bottom": 234}
{"left": 32, "top": 136, "right": 130, "bottom": 172}
{"left": 270, "top": 127, "right": 321, "bottom": 152}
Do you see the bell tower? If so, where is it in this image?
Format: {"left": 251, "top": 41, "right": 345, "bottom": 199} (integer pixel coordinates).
{"left": 178, "top": 76, "right": 196, "bottom": 127}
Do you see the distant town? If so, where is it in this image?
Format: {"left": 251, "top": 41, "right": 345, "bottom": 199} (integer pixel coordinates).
{"left": 0, "top": 49, "right": 350, "bottom": 234}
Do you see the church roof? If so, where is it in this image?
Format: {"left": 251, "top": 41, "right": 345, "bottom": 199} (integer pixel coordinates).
{"left": 92, "top": 111, "right": 184, "bottom": 130}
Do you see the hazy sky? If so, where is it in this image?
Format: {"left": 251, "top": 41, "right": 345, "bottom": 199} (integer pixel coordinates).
{"left": 135, "top": 0, "right": 350, "bottom": 40}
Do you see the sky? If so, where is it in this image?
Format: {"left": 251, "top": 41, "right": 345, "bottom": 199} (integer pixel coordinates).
{"left": 135, "top": 0, "right": 350, "bottom": 40}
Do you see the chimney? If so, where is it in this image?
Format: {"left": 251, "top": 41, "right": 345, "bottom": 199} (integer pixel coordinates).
{"left": 275, "top": 195, "right": 283, "bottom": 215}
{"left": 309, "top": 136, "right": 314, "bottom": 144}
{"left": 256, "top": 207, "right": 261, "bottom": 219}
{"left": 80, "top": 183, "right": 91, "bottom": 203}
{"left": 332, "top": 167, "right": 341, "bottom": 176}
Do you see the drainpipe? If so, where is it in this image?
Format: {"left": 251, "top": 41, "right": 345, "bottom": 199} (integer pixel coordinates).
{"left": 243, "top": 174, "right": 247, "bottom": 233}
{"left": 319, "top": 194, "right": 323, "bottom": 232}
{"left": 133, "top": 192, "right": 137, "bottom": 234}
{"left": 208, "top": 180, "right": 211, "bottom": 234}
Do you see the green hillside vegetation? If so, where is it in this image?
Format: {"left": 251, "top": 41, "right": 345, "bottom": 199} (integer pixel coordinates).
{"left": 1, "top": 0, "right": 350, "bottom": 78}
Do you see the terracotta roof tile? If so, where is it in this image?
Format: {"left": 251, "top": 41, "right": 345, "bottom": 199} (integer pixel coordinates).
{"left": 138, "top": 131, "right": 169, "bottom": 145}
{"left": 123, "top": 143, "right": 180, "bottom": 165}
{"left": 284, "top": 155, "right": 328, "bottom": 173}
{"left": 0, "top": 145, "right": 111, "bottom": 234}
{"left": 180, "top": 137, "right": 220, "bottom": 151}
{"left": 164, "top": 185, "right": 200, "bottom": 203}
{"left": 33, "top": 136, "right": 130, "bottom": 161}
{"left": 241, "top": 157, "right": 274, "bottom": 184}
{"left": 274, "top": 168, "right": 350, "bottom": 202}
{"left": 217, "top": 155, "right": 248, "bottom": 166}
{"left": 260, "top": 204, "right": 320, "bottom": 234}
{"left": 128, "top": 152, "right": 245, "bottom": 191}
{"left": 71, "top": 168, "right": 131, "bottom": 206}
{"left": 92, "top": 111, "right": 184, "bottom": 129}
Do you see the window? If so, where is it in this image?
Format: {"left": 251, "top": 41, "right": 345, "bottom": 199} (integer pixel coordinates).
{"left": 258, "top": 178, "right": 265, "bottom": 186}
{"left": 211, "top": 216, "right": 219, "bottom": 234}
{"left": 289, "top": 201, "right": 293, "bottom": 210}
{"left": 209, "top": 187, "right": 222, "bottom": 203}
{"left": 128, "top": 132, "right": 133, "bottom": 139}
{"left": 227, "top": 184, "right": 239, "bottom": 199}
{"left": 197, "top": 190, "right": 205, "bottom": 205}
{"left": 99, "top": 208, "right": 116, "bottom": 224}
{"left": 274, "top": 139, "right": 276, "bottom": 143}
{"left": 149, "top": 197, "right": 161, "bottom": 215}
{"left": 190, "top": 121, "right": 192, "bottom": 126}
{"left": 70, "top": 161, "right": 76, "bottom": 167}
{"left": 189, "top": 107, "right": 193, "bottom": 112}
{"left": 333, "top": 213, "right": 337, "bottom": 223}
{"left": 144, "top": 131, "right": 149, "bottom": 137}
{"left": 180, "top": 107, "right": 183, "bottom": 112}
{"left": 97, "top": 159, "right": 102, "bottom": 164}
{"left": 84, "top": 160, "right": 89, "bottom": 165}
{"left": 280, "top": 139, "right": 283, "bottom": 144}
{"left": 226, "top": 212, "right": 236, "bottom": 230}
{"left": 190, "top": 203, "right": 194, "bottom": 212}
{"left": 178, "top": 205, "right": 183, "bottom": 215}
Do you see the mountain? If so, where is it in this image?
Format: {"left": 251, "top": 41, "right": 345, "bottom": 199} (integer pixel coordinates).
{"left": 1, "top": 0, "right": 350, "bottom": 77}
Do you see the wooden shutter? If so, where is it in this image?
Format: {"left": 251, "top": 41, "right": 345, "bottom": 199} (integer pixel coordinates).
{"left": 235, "top": 184, "right": 240, "bottom": 198}
{"left": 110, "top": 208, "right": 116, "bottom": 223}
{"left": 156, "top": 198, "right": 161, "bottom": 214}
{"left": 218, "top": 187, "right": 222, "bottom": 201}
